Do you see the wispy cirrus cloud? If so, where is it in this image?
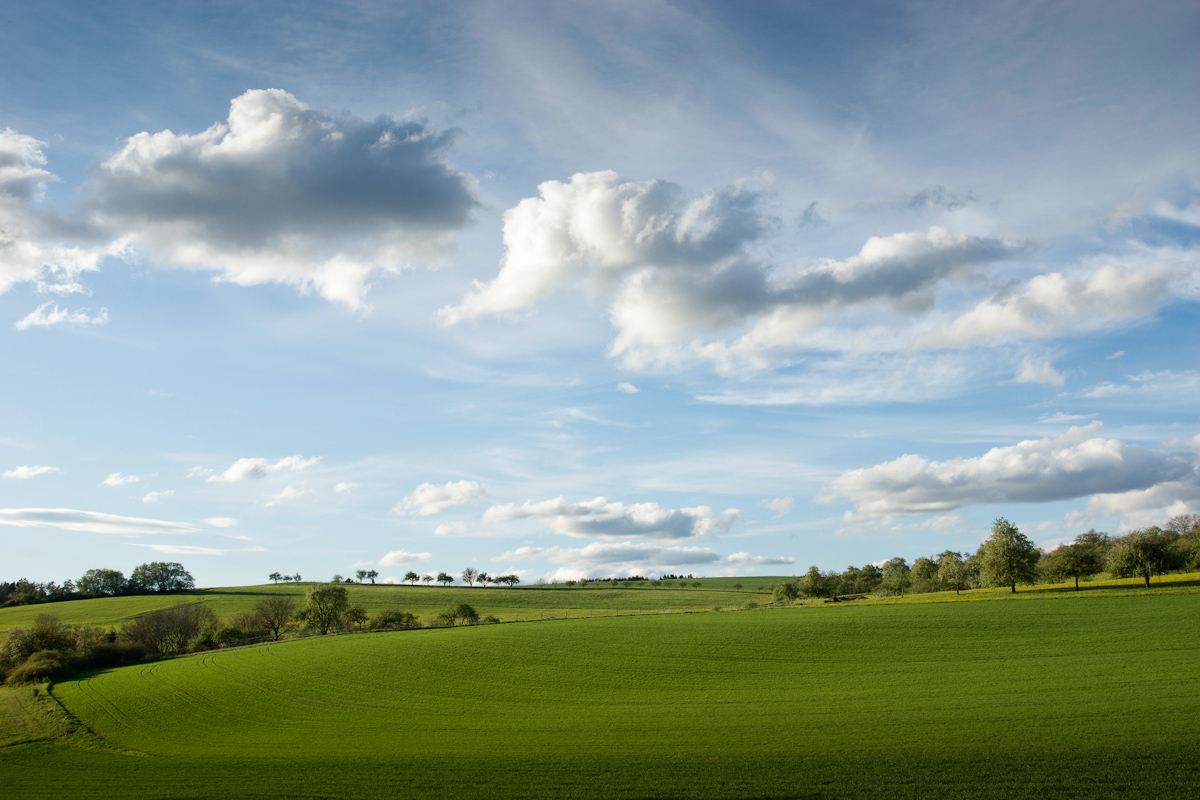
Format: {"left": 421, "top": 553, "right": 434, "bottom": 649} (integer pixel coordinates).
{"left": 2, "top": 465, "right": 58, "bottom": 480}
{"left": 205, "top": 455, "right": 320, "bottom": 483}
{"left": 0, "top": 508, "right": 197, "bottom": 535}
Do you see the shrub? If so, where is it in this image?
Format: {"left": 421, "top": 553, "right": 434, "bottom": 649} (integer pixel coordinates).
{"left": 483, "top": 615, "right": 500, "bottom": 624}
{"left": 5, "top": 649, "right": 67, "bottom": 685}
{"left": 124, "top": 603, "right": 218, "bottom": 655}
{"left": 745, "top": 601, "right": 759, "bottom": 609}
{"left": 436, "top": 603, "right": 480, "bottom": 626}
{"left": 370, "top": 609, "right": 420, "bottom": 630}
{"left": 88, "top": 641, "right": 146, "bottom": 669}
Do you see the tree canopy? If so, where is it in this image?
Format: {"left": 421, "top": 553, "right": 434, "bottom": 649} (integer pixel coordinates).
{"left": 980, "top": 518, "right": 1040, "bottom": 593}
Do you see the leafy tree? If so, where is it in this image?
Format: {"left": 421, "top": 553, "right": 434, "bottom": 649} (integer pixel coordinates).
{"left": 979, "top": 518, "right": 1040, "bottom": 593}
{"left": 251, "top": 595, "right": 296, "bottom": 641}
{"left": 78, "top": 568, "right": 126, "bottom": 597}
{"left": 437, "top": 603, "right": 479, "bottom": 625}
{"left": 366, "top": 569, "right": 379, "bottom": 584}
{"left": 773, "top": 580, "right": 800, "bottom": 602}
{"left": 461, "top": 567, "right": 479, "bottom": 586}
{"left": 1040, "top": 535, "right": 1104, "bottom": 589}
{"left": 269, "top": 572, "right": 282, "bottom": 584}
{"left": 910, "top": 557, "right": 940, "bottom": 593}
{"left": 1107, "top": 528, "right": 1179, "bottom": 588}
{"left": 128, "top": 562, "right": 195, "bottom": 593}
{"left": 880, "top": 557, "right": 912, "bottom": 596}
{"left": 355, "top": 570, "right": 367, "bottom": 583}
{"left": 421, "top": 574, "right": 435, "bottom": 585}
{"left": 477, "top": 571, "right": 491, "bottom": 586}
{"left": 935, "top": 551, "right": 970, "bottom": 594}
{"left": 800, "top": 566, "right": 829, "bottom": 598}
{"left": 332, "top": 574, "right": 344, "bottom": 583}
{"left": 437, "top": 572, "right": 454, "bottom": 587}
{"left": 300, "top": 584, "right": 350, "bottom": 635}
{"left": 345, "top": 605, "right": 369, "bottom": 630}
{"left": 371, "top": 609, "right": 420, "bottom": 629}
{"left": 732, "top": 583, "right": 743, "bottom": 592}
{"left": 1165, "top": 515, "right": 1200, "bottom": 571}
{"left": 404, "top": 571, "right": 420, "bottom": 585}
{"left": 293, "top": 573, "right": 302, "bottom": 582}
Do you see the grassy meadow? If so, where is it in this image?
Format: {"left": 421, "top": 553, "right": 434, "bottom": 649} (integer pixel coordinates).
{"left": 2, "top": 582, "right": 1198, "bottom": 798}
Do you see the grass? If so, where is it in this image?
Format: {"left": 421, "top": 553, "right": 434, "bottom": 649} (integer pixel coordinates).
{"left": 1, "top": 589, "right": 1197, "bottom": 798}
{"left": 0, "top": 579, "right": 790, "bottom": 634}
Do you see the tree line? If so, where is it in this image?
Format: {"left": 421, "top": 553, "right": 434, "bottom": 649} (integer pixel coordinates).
{"left": 1, "top": 562, "right": 196, "bottom": 608}
{"left": 772, "top": 516, "right": 1200, "bottom": 602}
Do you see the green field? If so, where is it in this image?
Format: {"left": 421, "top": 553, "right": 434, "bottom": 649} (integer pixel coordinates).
{"left": 2, "top": 587, "right": 1198, "bottom": 798}
{"left": 0, "top": 579, "right": 786, "bottom": 634}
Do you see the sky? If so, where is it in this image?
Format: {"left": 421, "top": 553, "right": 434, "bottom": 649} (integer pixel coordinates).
{"left": 2, "top": 0, "right": 1198, "bottom": 587}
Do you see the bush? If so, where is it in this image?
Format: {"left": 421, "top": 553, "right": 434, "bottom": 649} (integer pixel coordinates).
{"left": 5, "top": 649, "right": 67, "bottom": 685}
{"left": 745, "top": 601, "right": 759, "bottom": 609}
{"left": 88, "top": 641, "right": 146, "bottom": 669}
{"left": 436, "top": 603, "right": 480, "bottom": 626}
{"left": 370, "top": 609, "right": 420, "bottom": 630}
{"left": 483, "top": 615, "right": 500, "bottom": 624}
{"left": 124, "top": 603, "right": 218, "bottom": 655}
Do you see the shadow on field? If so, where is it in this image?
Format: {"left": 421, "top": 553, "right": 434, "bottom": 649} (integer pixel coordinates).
{"left": 1028, "top": 576, "right": 1200, "bottom": 595}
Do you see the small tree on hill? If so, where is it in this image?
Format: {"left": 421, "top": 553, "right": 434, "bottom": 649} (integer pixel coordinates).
{"left": 936, "top": 551, "right": 969, "bottom": 594}
{"left": 355, "top": 570, "right": 367, "bottom": 583}
{"left": 301, "top": 584, "right": 349, "bottom": 635}
{"left": 422, "top": 574, "right": 434, "bottom": 585}
{"left": 345, "top": 605, "right": 369, "bottom": 630}
{"left": 461, "top": 567, "right": 479, "bottom": 586}
{"left": 366, "top": 570, "right": 378, "bottom": 585}
{"left": 773, "top": 580, "right": 800, "bottom": 602}
{"left": 437, "top": 572, "right": 454, "bottom": 587}
{"left": 880, "top": 558, "right": 912, "bottom": 596}
{"left": 404, "top": 571, "right": 420, "bottom": 585}
{"left": 269, "top": 572, "right": 282, "bottom": 584}
{"left": 438, "top": 603, "right": 480, "bottom": 626}
{"left": 1040, "top": 536, "right": 1104, "bottom": 589}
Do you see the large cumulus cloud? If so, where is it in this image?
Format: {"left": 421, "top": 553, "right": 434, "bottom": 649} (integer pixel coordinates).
{"left": 442, "top": 170, "right": 1021, "bottom": 370}
{"left": 84, "top": 89, "right": 477, "bottom": 308}
{"left": 483, "top": 495, "right": 739, "bottom": 541}
{"left": 822, "top": 422, "right": 1197, "bottom": 522}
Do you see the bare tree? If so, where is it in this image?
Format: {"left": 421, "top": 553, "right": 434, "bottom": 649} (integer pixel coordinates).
{"left": 461, "top": 567, "right": 479, "bottom": 586}
{"left": 252, "top": 595, "right": 297, "bottom": 641}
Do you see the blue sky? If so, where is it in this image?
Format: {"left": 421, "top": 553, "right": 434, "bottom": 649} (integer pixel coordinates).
{"left": 2, "top": 0, "right": 1198, "bottom": 586}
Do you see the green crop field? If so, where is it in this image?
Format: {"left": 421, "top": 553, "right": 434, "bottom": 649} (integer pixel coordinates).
{"left": 2, "top": 589, "right": 1198, "bottom": 799}
{"left": 0, "top": 579, "right": 788, "bottom": 634}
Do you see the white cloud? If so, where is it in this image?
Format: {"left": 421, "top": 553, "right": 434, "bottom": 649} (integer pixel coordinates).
{"left": 1012, "top": 357, "right": 1065, "bottom": 386}
{"left": 496, "top": 540, "right": 724, "bottom": 580}
{"left": 14, "top": 302, "right": 109, "bottom": 331}
{"left": 0, "top": 128, "right": 113, "bottom": 296}
{"left": 379, "top": 549, "right": 432, "bottom": 566}
{"left": 129, "top": 543, "right": 268, "bottom": 556}
{"left": 0, "top": 508, "right": 197, "bottom": 535}
{"left": 204, "top": 517, "right": 239, "bottom": 528}
{"left": 141, "top": 490, "right": 174, "bottom": 503}
{"left": 725, "top": 552, "right": 797, "bottom": 566}
{"left": 2, "top": 465, "right": 58, "bottom": 480}
{"left": 1106, "top": 350, "right": 1125, "bottom": 360}
{"left": 84, "top": 89, "right": 476, "bottom": 309}
{"left": 822, "top": 423, "right": 1196, "bottom": 519}
{"left": 334, "top": 482, "right": 359, "bottom": 493}
{"left": 393, "top": 480, "right": 488, "bottom": 516}
{"left": 434, "top": 522, "right": 468, "bottom": 536}
{"left": 441, "top": 170, "right": 774, "bottom": 324}
{"left": 186, "top": 466, "right": 215, "bottom": 479}
{"left": 102, "top": 472, "right": 141, "bottom": 486}
{"left": 483, "top": 495, "right": 739, "bottom": 541}
{"left": 760, "top": 496, "right": 794, "bottom": 516}
{"left": 918, "top": 256, "right": 1189, "bottom": 348}
{"left": 1082, "top": 370, "right": 1200, "bottom": 406}
{"left": 1038, "top": 412, "right": 1095, "bottom": 424}
{"left": 206, "top": 455, "right": 320, "bottom": 483}
{"left": 1080, "top": 481, "right": 1200, "bottom": 532}
{"left": 265, "top": 483, "right": 312, "bottom": 506}
{"left": 616, "top": 382, "right": 639, "bottom": 393}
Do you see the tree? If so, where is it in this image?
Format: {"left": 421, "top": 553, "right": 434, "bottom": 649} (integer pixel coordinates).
{"left": 910, "top": 557, "right": 940, "bottom": 593}
{"left": 366, "top": 570, "right": 378, "bottom": 584}
{"left": 345, "top": 605, "right": 369, "bottom": 630}
{"left": 129, "top": 562, "right": 195, "bottom": 593}
{"left": 880, "top": 557, "right": 912, "bottom": 596}
{"left": 355, "top": 570, "right": 367, "bottom": 583}
{"left": 77, "top": 568, "right": 126, "bottom": 597}
{"left": 438, "top": 603, "right": 479, "bottom": 626}
{"left": 293, "top": 573, "right": 302, "bottom": 582}
{"left": 476, "top": 571, "right": 491, "bottom": 586}
{"left": 123, "top": 603, "right": 216, "bottom": 655}
{"left": 251, "top": 595, "right": 296, "bottom": 641}
{"left": 269, "top": 572, "right": 282, "bottom": 584}
{"left": 1040, "top": 536, "right": 1104, "bottom": 589}
{"left": 980, "top": 518, "right": 1040, "bottom": 593}
{"left": 461, "top": 567, "right": 479, "bottom": 586}
{"left": 300, "top": 584, "right": 349, "bottom": 635}
{"left": 437, "top": 572, "right": 454, "bottom": 587}
{"left": 935, "top": 551, "right": 970, "bottom": 595}
{"left": 421, "top": 574, "right": 434, "bottom": 585}
{"left": 800, "top": 566, "right": 829, "bottom": 599}
{"left": 773, "top": 580, "right": 800, "bottom": 602}
{"left": 331, "top": 574, "right": 344, "bottom": 583}
{"left": 404, "top": 571, "right": 420, "bottom": 585}
{"left": 1107, "top": 528, "right": 1178, "bottom": 588}
{"left": 732, "top": 583, "right": 742, "bottom": 592}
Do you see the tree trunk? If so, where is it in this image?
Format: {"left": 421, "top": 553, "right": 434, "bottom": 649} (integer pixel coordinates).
{"left": 1011, "top": 583, "right": 1016, "bottom": 593}
{"left": 1144, "top": 574, "right": 1150, "bottom": 589}
{"left": 1075, "top": 576, "right": 1079, "bottom": 590}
